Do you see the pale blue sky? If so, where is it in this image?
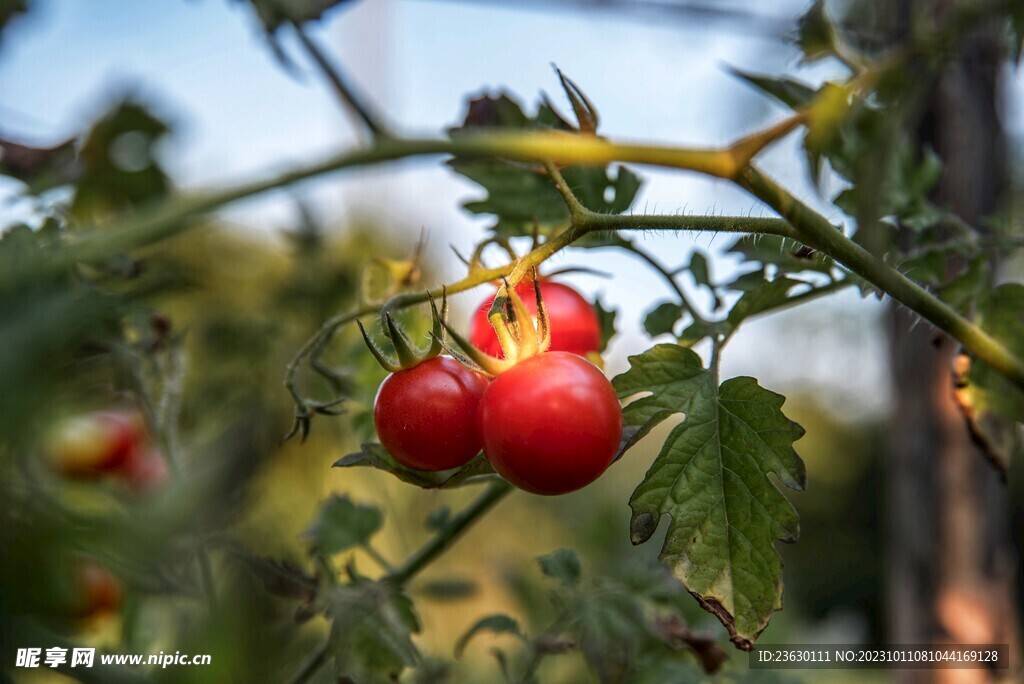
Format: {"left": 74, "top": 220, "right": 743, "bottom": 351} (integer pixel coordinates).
{"left": 6, "top": 0, "right": 1014, "bottom": 418}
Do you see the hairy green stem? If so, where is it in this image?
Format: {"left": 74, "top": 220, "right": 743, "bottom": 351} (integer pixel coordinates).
{"left": 738, "top": 165, "right": 1024, "bottom": 389}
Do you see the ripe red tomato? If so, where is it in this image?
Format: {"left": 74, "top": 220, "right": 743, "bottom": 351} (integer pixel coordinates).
{"left": 469, "top": 280, "right": 601, "bottom": 358}
{"left": 48, "top": 410, "right": 146, "bottom": 477}
{"left": 72, "top": 559, "right": 123, "bottom": 620}
{"left": 374, "top": 356, "right": 488, "bottom": 471}
{"left": 477, "top": 352, "right": 621, "bottom": 495}
{"left": 120, "top": 448, "right": 170, "bottom": 492}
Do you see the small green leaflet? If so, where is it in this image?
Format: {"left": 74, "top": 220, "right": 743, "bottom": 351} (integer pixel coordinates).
{"left": 644, "top": 301, "right": 685, "bottom": 338}
{"left": 305, "top": 494, "right": 382, "bottom": 555}
{"left": 537, "top": 548, "right": 581, "bottom": 587}
{"left": 454, "top": 614, "right": 523, "bottom": 658}
{"left": 612, "top": 345, "right": 806, "bottom": 649}
{"left": 956, "top": 284, "right": 1024, "bottom": 473}
{"left": 729, "top": 68, "right": 816, "bottom": 110}
{"left": 593, "top": 297, "right": 617, "bottom": 353}
{"left": 794, "top": 0, "right": 838, "bottom": 64}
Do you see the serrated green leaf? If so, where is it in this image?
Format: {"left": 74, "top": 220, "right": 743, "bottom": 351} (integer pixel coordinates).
{"left": 327, "top": 579, "right": 420, "bottom": 681}
{"left": 956, "top": 284, "right": 1024, "bottom": 473}
{"left": 643, "top": 301, "right": 685, "bottom": 338}
{"left": 593, "top": 297, "right": 617, "bottom": 353}
{"left": 537, "top": 548, "right": 581, "bottom": 587}
{"left": 454, "top": 614, "right": 523, "bottom": 658}
{"left": 306, "top": 494, "right": 382, "bottom": 555}
{"left": 334, "top": 443, "right": 496, "bottom": 489}
{"left": 447, "top": 90, "right": 639, "bottom": 238}
{"left": 613, "top": 345, "right": 806, "bottom": 649}
{"left": 729, "top": 69, "right": 817, "bottom": 110}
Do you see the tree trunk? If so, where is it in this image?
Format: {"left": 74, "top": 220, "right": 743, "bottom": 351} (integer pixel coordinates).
{"left": 885, "top": 8, "right": 1019, "bottom": 684}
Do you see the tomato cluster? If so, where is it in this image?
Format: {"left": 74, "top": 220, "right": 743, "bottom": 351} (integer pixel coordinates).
{"left": 48, "top": 409, "right": 168, "bottom": 492}
{"left": 370, "top": 279, "right": 621, "bottom": 495}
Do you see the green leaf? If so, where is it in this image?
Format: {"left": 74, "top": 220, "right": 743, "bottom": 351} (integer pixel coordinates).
{"left": 242, "top": 0, "right": 354, "bottom": 31}
{"left": 593, "top": 297, "right": 617, "bottom": 353}
{"left": 613, "top": 345, "right": 806, "bottom": 649}
{"left": 574, "top": 586, "right": 646, "bottom": 683}
{"left": 0, "top": 0, "right": 28, "bottom": 39}
{"left": 448, "top": 91, "right": 640, "bottom": 237}
{"left": 937, "top": 255, "right": 987, "bottom": 313}
{"left": 425, "top": 506, "right": 451, "bottom": 531}
{"left": 643, "top": 301, "right": 685, "bottom": 338}
{"left": 454, "top": 614, "right": 523, "bottom": 658}
{"left": 729, "top": 69, "right": 817, "bottom": 110}
{"left": 537, "top": 548, "right": 581, "bottom": 587}
{"left": 727, "top": 235, "right": 833, "bottom": 275}
{"left": 327, "top": 579, "right": 420, "bottom": 681}
{"left": 334, "top": 443, "right": 497, "bottom": 489}
{"left": 723, "top": 269, "right": 767, "bottom": 293}
{"left": 306, "top": 494, "right": 382, "bottom": 555}
{"left": 72, "top": 100, "right": 172, "bottom": 219}
{"left": 724, "top": 276, "right": 803, "bottom": 333}
{"left": 794, "top": 0, "right": 838, "bottom": 64}
{"left": 956, "top": 284, "right": 1024, "bottom": 473}
{"left": 689, "top": 252, "right": 712, "bottom": 289}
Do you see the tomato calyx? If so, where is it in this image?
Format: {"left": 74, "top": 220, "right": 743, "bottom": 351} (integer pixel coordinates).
{"left": 438, "top": 274, "right": 551, "bottom": 377}
{"left": 357, "top": 289, "right": 449, "bottom": 373}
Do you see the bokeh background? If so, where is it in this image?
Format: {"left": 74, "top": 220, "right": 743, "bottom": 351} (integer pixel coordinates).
{"left": 2, "top": 1, "right": 1023, "bottom": 682}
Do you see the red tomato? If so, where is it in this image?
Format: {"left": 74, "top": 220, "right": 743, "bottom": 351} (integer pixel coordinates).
{"left": 469, "top": 280, "right": 601, "bottom": 358}
{"left": 120, "top": 448, "right": 170, "bottom": 492}
{"left": 72, "top": 559, "right": 123, "bottom": 619}
{"left": 374, "top": 356, "right": 488, "bottom": 471}
{"left": 48, "top": 410, "right": 146, "bottom": 477}
{"left": 477, "top": 352, "right": 621, "bottom": 495}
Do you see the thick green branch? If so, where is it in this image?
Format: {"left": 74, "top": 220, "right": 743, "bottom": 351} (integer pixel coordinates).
{"left": 61, "top": 131, "right": 738, "bottom": 273}
{"left": 738, "top": 165, "right": 1024, "bottom": 389}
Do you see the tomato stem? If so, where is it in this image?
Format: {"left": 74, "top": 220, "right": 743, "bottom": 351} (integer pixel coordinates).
{"left": 385, "top": 479, "right": 514, "bottom": 586}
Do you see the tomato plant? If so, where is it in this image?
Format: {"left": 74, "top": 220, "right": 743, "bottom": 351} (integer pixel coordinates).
{"left": 477, "top": 351, "right": 621, "bottom": 495}
{"left": 469, "top": 279, "right": 601, "bottom": 358}
{"left": 373, "top": 356, "right": 488, "bottom": 471}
